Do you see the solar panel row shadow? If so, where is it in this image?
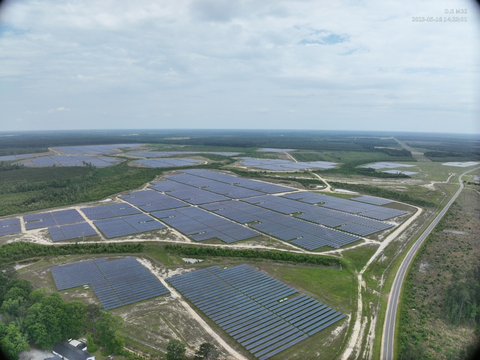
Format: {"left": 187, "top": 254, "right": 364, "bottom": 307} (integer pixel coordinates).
{"left": 48, "top": 222, "right": 98, "bottom": 242}
{"left": 0, "top": 218, "right": 21, "bottom": 236}
{"left": 50, "top": 257, "right": 169, "bottom": 310}
{"left": 81, "top": 203, "right": 141, "bottom": 220}
{"left": 167, "top": 264, "right": 345, "bottom": 359}
{"left": 201, "top": 200, "right": 360, "bottom": 250}
{"left": 151, "top": 207, "right": 259, "bottom": 243}
{"left": 120, "top": 190, "right": 189, "bottom": 211}
{"left": 180, "top": 169, "right": 295, "bottom": 194}
{"left": 94, "top": 214, "right": 165, "bottom": 238}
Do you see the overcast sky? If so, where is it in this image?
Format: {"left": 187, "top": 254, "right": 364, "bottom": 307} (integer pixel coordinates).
{"left": 0, "top": 0, "right": 479, "bottom": 133}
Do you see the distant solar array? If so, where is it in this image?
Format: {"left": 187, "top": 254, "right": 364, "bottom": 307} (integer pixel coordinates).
{"left": 167, "top": 264, "right": 345, "bottom": 360}
{"left": 120, "top": 190, "right": 188, "bottom": 211}
{"left": 151, "top": 207, "right": 259, "bottom": 243}
{"left": 81, "top": 203, "right": 141, "bottom": 220}
{"left": 257, "top": 148, "right": 295, "bottom": 152}
{"left": 382, "top": 170, "right": 418, "bottom": 176}
{"left": 51, "top": 257, "right": 169, "bottom": 310}
{"left": 166, "top": 172, "right": 264, "bottom": 198}
{"left": 0, "top": 153, "right": 43, "bottom": 161}
{"left": 54, "top": 144, "right": 142, "bottom": 155}
{"left": 181, "top": 169, "right": 294, "bottom": 194}
{"left": 94, "top": 214, "right": 165, "bottom": 238}
{"left": 202, "top": 200, "right": 360, "bottom": 250}
{"left": 239, "top": 158, "right": 338, "bottom": 171}
{"left": 24, "top": 209, "right": 85, "bottom": 230}
{"left": 441, "top": 162, "right": 480, "bottom": 168}
{"left": 243, "top": 195, "right": 393, "bottom": 237}
{"left": 134, "top": 158, "right": 202, "bottom": 168}
{"left": 283, "top": 192, "right": 407, "bottom": 221}
{"left": 149, "top": 180, "right": 230, "bottom": 204}
{"left": 24, "top": 155, "right": 119, "bottom": 167}
{"left": 362, "top": 162, "right": 416, "bottom": 170}
{"left": 129, "top": 151, "right": 241, "bottom": 157}
{"left": 0, "top": 218, "right": 21, "bottom": 236}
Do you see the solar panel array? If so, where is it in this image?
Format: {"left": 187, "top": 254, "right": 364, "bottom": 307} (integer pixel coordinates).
{"left": 134, "top": 158, "right": 202, "bottom": 168}
{"left": 238, "top": 158, "right": 338, "bottom": 171}
{"left": 283, "top": 192, "right": 407, "bottom": 221}
{"left": 24, "top": 209, "right": 85, "bottom": 230}
{"left": 0, "top": 153, "right": 40, "bottom": 161}
{"left": 382, "top": 170, "right": 418, "bottom": 176}
{"left": 166, "top": 173, "right": 264, "bottom": 198}
{"left": 181, "top": 169, "right": 294, "bottom": 194}
{"left": 49, "top": 222, "right": 98, "bottom": 242}
{"left": 351, "top": 196, "right": 393, "bottom": 206}
{"left": 362, "top": 162, "right": 416, "bottom": 170}
{"left": 149, "top": 180, "right": 230, "bottom": 204}
{"left": 151, "top": 207, "right": 259, "bottom": 243}
{"left": 0, "top": 218, "right": 21, "bottom": 236}
{"left": 54, "top": 144, "right": 142, "bottom": 155}
{"left": 50, "top": 257, "right": 169, "bottom": 310}
{"left": 167, "top": 264, "right": 345, "bottom": 360}
{"left": 129, "top": 151, "right": 241, "bottom": 157}
{"left": 201, "top": 200, "right": 360, "bottom": 250}
{"left": 94, "top": 214, "right": 166, "bottom": 238}
{"left": 257, "top": 148, "right": 295, "bottom": 152}
{"left": 25, "top": 155, "right": 119, "bottom": 167}
{"left": 120, "top": 190, "right": 188, "bottom": 211}
{"left": 243, "top": 195, "right": 393, "bottom": 236}
{"left": 81, "top": 203, "right": 141, "bottom": 220}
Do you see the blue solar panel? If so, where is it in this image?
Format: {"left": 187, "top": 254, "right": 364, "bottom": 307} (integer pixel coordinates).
{"left": 167, "top": 264, "right": 345, "bottom": 359}
{"left": 94, "top": 214, "right": 165, "bottom": 238}
{"left": 120, "top": 190, "right": 188, "bottom": 211}
{"left": 24, "top": 212, "right": 57, "bottom": 230}
{"left": 0, "top": 218, "right": 21, "bottom": 236}
{"left": 151, "top": 207, "right": 259, "bottom": 243}
{"left": 48, "top": 222, "right": 97, "bottom": 242}
{"left": 81, "top": 203, "right": 141, "bottom": 220}
{"left": 50, "top": 257, "right": 169, "bottom": 310}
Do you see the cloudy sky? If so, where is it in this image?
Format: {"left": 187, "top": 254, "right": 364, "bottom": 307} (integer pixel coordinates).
{"left": 0, "top": 0, "right": 479, "bottom": 133}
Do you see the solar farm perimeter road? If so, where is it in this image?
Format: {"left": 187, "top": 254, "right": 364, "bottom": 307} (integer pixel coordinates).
{"left": 381, "top": 167, "right": 479, "bottom": 360}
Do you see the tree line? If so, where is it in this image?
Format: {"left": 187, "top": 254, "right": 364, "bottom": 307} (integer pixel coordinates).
{"left": 164, "top": 244, "right": 345, "bottom": 268}
{"left": 0, "top": 242, "right": 144, "bottom": 265}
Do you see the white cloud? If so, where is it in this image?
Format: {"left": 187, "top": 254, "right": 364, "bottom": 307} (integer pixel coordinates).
{"left": 0, "top": 0, "right": 478, "bottom": 133}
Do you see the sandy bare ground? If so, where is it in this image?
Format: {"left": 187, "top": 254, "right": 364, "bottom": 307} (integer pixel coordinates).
{"left": 137, "top": 258, "right": 247, "bottom": 360}
{"left": 339, "top": 204, "right": 423, "bottom": 360}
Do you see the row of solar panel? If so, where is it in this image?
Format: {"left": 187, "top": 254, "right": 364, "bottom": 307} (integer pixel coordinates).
{"left": 167, "top": 265, "right": 345, "bottom": 360}
{"left": 180, "top": 169, "right": 294, "bottom": 194}
{"left": 93, "top": 214, "right": 166, "bottom": 238}
{"left": 50, "top": 257, "right": 169, "bottom": 310}
{"left": 243, "top": 195, "right": 393, "bottom": 236}
{"left": 25, "top": 155, "right": 119, "bottom": 167}
{"left": 201, "top": 201, "right": 360, "bottom": 250}
{"left": 0, "top": 218, "right": 21, "bottom": 236}
{"left": 238, "top": 157, "right": 338, "bottom": 171}
{"left": 134, "top": 158, "right": 201, "bottom": 168}
{"left": 54, "top": 144, "right": 141, "bottom": 155}
{"left": 24, "top": 209, "right": 85, "bottom": 230}
{"left": 129, "top": 151, "right": 241, "bottom": 157}
{"left": 151, "top": 207, "right": 260, "bottom": 243}
{"left": 283, "top": 192, "right": 407, "bottom": 221}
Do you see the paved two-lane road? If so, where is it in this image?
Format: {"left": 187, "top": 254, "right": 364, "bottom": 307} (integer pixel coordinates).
{"left": 381, "top": 168, "right": 478, "bottom": 360}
